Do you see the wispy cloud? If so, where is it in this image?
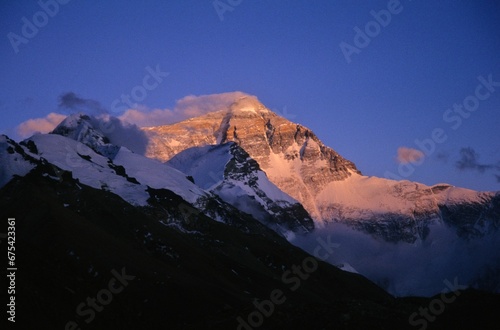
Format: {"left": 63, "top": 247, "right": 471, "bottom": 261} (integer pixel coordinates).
{"left": 175, "top": 91, "right": 251, "bottom": 117}
{"left": 456, "top": 147, "right": 500, "bottom": 173}
{"left": 59, "top": 92, "right": 107, "bottom": 114}
{"left": 396, "top": 147, "right": 425, "bottom": 164}
{"left": 455, "top": 147, "right": 500, "bottom": 184}
{"left": 17, "top": 112, "right": 66, "bottom": 138}
{"left": 15, "top": 91, "right": 255, "bottom": 138}
{"left": 90, "top": 115, "right": 149, "bottom": 155}
{"left": 119, "top": 91, "right": 253, "bottom": 127}
{"left": 16, "top": 91, "right": 107, "bottom": 138}
{"left": 435, "top": 151, "right": 450, "bottom": 163}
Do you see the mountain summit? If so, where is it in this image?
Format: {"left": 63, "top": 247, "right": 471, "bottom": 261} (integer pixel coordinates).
{"left": 144, "top": 96, "right": 361, "bottom": 220}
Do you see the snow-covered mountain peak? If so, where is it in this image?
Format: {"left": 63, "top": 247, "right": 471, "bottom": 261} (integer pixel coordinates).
{"left": 55, "top": 112, "right": 90, "bottom": 128}
{"left": 51, "top": 113, "right": 119, "bottom": 159}
{"left": 52, "top": 113, "right": 97, "bottom": 140}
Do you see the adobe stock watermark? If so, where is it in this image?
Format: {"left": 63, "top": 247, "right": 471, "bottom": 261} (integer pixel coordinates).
{"left": 110, "top": 65, "right": 169, "bottom": 114}
{"left": 339, "top": 0, "right": 408, "bottom": 64}
{"left": 212, "top": 0, "right": 243, "bottom": 21}
{"left": 385, "top": 73, "right": 500, "bottom": 180}
{"left": 65, "top": 267, "right": 135, "bottom": 330}
{"left": 409, "top": 277, "right": 467, "bottom": 330}
{"left": 7, "top": 0, "right": 72, "bottom": 54}
{"left": 236, "top": 235, "right": 340, "bottom": 329}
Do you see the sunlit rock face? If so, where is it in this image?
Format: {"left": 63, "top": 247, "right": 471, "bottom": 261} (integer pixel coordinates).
{"left": 143, "top": 96, "right": 360, "bottom": 220}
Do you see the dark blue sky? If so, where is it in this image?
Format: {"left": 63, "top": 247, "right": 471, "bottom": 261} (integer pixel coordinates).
{"left": 1, "top": 0, "right": 499, "bottom": 191}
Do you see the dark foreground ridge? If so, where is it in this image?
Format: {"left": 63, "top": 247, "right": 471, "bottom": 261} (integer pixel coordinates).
{"left": 1, "top": 162, "right": 499, "bottom": 329}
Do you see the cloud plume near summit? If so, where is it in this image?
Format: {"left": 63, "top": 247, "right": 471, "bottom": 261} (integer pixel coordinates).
{"left": 17, "top": 113, "right": 66, "bottom": 138}
{"left": 59, "top": 92, "right": 108, "bottom": 114}
{"left": 15, "top": 91, "right": 254, "bottom": 138}
{"left": 119, "top": 91, "right": 252, "bottom": 127}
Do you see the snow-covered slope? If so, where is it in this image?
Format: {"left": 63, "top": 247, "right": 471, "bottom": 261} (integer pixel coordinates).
{"left": 316, "top": 172, "right": 491, "bottom": 217}
{"left": 3, "top": 131, "right": 197, "bottom": 208}
{"left": 46, "top": 113, "right": 209, "bottom": 206}
{"left": 112, "top": 146, "right": 207, "bottom": 204}
{"left": 0, "top": 135, "right": 37, "bottom": 187}
{"left": 315, "top": 171, "right": 499, "bottom": 242}
{"left": 27, "top": 134, "right": 152, "bottom": 206}
{"left": 168, "top": 142, "right": 314, "bottom": 235}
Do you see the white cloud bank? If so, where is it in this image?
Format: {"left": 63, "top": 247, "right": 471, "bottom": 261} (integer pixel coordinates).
{"left": 119, "top": 91, "right": 251, "bottom": 127}
{"left": 17, "top": 113, "right": 66, "bottom": 138}
{"left": 16, "top": 91, "right": 254, "bottom": 137}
